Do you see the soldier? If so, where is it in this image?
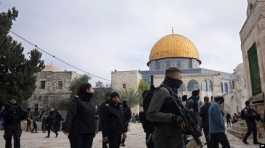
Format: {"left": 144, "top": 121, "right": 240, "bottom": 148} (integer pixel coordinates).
{"left": 62, "top": 83, "right": 97, "bottom": 148}
{"left": 101, "top": 92, "right": 125, "bottom": 148}
{"left": 2, "top": 99, "right": 27, "bottom": 148}
{"left": 242, "top": 100, "right": 260, "bottom": 145}
{"left": 146, "top": 67, "right": 185, "bottom": 148}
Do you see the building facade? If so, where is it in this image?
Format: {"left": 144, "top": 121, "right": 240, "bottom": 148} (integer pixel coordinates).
{"left": 240, "top": 0, "right": 265, "bottom": 116}
{"left": 112, "top": 33, "right": 242, "bottom": 114}
{"left": 229, "top": 64, "right": 249, "bottom": 114}
{"left": 27, "top": 65, "right": 80, "bottom": 109}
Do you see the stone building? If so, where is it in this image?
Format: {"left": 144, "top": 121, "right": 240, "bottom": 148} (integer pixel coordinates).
{"left": 228, "top": 63, "right": 249, "bottom": 113}
{"left": 112, "top": 33, "right": 239, "bottom": 113}
{"left": 240, "top": 0, "right": 265, "bottom": 116}
{"left": 27, "top": 65, "right": 80, "bottom": 109}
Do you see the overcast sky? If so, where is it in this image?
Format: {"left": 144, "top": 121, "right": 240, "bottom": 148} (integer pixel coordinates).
{"left": 0, "top": 0, "right": 248, "bottom": 84}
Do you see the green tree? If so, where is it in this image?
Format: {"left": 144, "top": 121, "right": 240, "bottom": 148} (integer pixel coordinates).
{"left": 138, "top": 80, "right": 149, "bottom": 94}
{"left": 69, "top": 75, "right": 90, "bottom": 96}
{"left": 94, "top": 87, "right": 112, "bottom": 104}
{"left": 120, "top": 89, "right": 141, "bottom": 107}
{"left": 0, "top": 8, "right": 45, "bottom": 104}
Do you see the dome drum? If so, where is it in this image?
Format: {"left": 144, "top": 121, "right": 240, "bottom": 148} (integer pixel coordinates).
{"left": 148, "top": 34, "right": 201, "bottom": 68}
{"left": 149, "top": 58, "right": 200, "bottom": 72}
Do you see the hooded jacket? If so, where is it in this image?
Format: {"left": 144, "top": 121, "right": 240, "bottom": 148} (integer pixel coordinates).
{"left": 63, "top": 95, "right": 97, "bottom": 135}
{"left": 208, "top": 102, "right": 225, "bottom": 134}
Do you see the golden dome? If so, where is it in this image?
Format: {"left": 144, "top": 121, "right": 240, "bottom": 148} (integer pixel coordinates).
{"left": 148, "top": 34, "right": 201, "bottom": 65}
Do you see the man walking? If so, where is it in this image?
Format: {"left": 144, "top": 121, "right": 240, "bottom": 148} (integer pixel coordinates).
{"left": 2, "top": 99, "right": 27, "bottom": 148}
{"left": 226, "top": 113, "right": 232, "bottom": 128}
{"left": 52, "top": 109, "right": 63, "bottom": 137}
{"left": 208, "top": 96, "right": 230, "bottom": 148}
{"left": 242, "top": 101, "right": 260, "bottom": 145}
{"left": 46, "top": 108, "right": 54, "bottom": 138}
{"left": 200, "top": 96, "right": 211, "bottom": 148}
{"left": 62, "top": 83, "right": 97, "bottom": 148}
{"left": 146, "top": 67, "right": 185, "bottom": 148}
{"left": 101, "top": 92, "right": 125, "bottom": 148}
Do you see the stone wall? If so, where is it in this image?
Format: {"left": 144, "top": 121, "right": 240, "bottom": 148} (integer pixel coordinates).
{"left": 240, "top": 1, "right": 265, "bottom": 139}
{"left": 111, "top": 70, "right": 142, "bottom": 91}
{"left": 28, "top": 71, "right": 80, "bottom": 109}
{"left": 240, "top": 1, "right": 265, "bottom": 116}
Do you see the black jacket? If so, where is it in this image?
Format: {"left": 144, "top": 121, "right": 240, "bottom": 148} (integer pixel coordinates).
{"left": 2, "top": 102, "right": 27, "bottom": 129}
{"left": 122, "top": 102, "right": 132, "bottom": 131}
{"left": 200, "top": 103, "right": 211, "bottom": 130}
{"left": 242, "top": 107, "right": 259, "bottom": 123}
{"left": 62, "top": 96, "right": 97, "bottom": 135}
{"left": 100, "top": 101, "right": 124, "bottom": 137}
{"left": 48, "top": 110, "right": 63, "bottom": 131}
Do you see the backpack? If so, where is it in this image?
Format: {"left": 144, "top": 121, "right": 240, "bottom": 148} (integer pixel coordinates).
{"left": 141, "top": 89, "right": 156, "bottom": 133}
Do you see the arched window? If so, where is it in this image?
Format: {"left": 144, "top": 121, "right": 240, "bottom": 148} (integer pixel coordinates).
{"left": 187, "top": 80, "right": 200, "bottom": 92}
{"left": 201, "top": 80, "right": 207, "bottom": 91}
{"left": 178, "top": 83, "right": 186, "bottom": 93}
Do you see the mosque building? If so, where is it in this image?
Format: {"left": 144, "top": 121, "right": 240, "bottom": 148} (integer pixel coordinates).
{"left": 111, "top": 32, "right": 244, "bottom": 113}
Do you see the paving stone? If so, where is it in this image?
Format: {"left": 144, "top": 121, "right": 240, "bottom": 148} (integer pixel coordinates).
{"left": 0, "top": 123, "right": 261, "bottom": 148}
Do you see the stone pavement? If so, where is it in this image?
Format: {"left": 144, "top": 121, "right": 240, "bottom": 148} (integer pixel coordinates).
{"left": 0, "top": 123, "right": 260, "bottom": 148}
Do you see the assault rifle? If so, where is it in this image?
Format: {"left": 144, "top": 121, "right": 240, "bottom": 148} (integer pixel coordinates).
{"left": 164, "top": 86, "right": 203, "bottom": 147}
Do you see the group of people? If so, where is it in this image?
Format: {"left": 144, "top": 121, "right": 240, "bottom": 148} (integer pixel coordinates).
{"left": 62, "top": 83, "right": 132, "bottom": 148}
{"left": 0, "top": 100, "right": 64, "bottom": 148}
{"left": 139, "top": 67, "right": 232, "bottom": 148}
{"left": 0, "top": 67, "right": 264, "bottom": 148}
{"left": 25, "top": 107, "right": 63, "bottom": 138}
{"left": 140, "top": 67, "right": 263, "bottom": 148}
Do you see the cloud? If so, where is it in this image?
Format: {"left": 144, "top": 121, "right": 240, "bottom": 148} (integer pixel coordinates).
{"left": 0, "top": 0, "right": 248, "bottom": 84}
